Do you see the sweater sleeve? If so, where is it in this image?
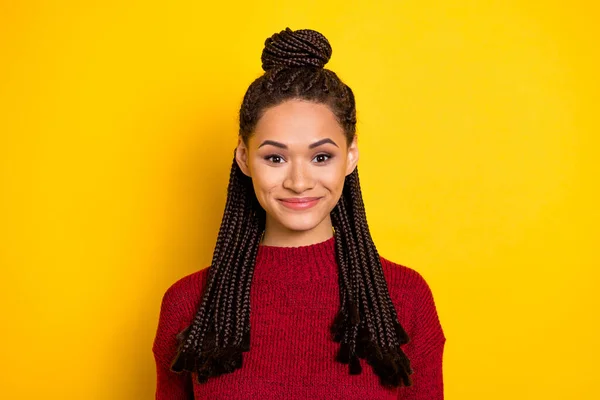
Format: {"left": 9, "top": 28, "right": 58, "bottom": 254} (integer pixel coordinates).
{"left": 152, "top": 271, "right": 207, "bottom": 400}
{"left": 154, "top": 354, "right": 193, "bottom": 400}
{"left": 397, "top": 268, "right": 446, "bottom": 400}
{"left": 381, "top": 258, "right": 446, "bottom": 400}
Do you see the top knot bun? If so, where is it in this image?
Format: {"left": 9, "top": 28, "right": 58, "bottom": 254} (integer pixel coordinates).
{"left": 261, "top": 28, "right": 333, "bottom": 72}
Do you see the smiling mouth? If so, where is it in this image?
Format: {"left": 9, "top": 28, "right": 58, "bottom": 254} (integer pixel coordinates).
{"left": 278, "top": 197, "right": 322, "bottom": 203}
{"left": 278, "top": 197, "right": 322, "bottom": 210}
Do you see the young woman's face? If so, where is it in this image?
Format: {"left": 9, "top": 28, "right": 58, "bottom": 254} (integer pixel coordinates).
{"left": 235, "top": 99, "right": 359, "bottom": 238}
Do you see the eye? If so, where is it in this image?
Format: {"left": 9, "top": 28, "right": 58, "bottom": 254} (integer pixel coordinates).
{"left": 264, "top": 154, "right": 285, "bottom": 164}
{"left": 263, "top": 153, "right": 333, "bottom": 164}
{"left": 314, "top": 153, "right": 332, "bottom": 163}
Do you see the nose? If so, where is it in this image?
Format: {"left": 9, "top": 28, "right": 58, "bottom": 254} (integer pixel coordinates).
{"left": 282, "top": 160, "right": 315, "bottom": 193}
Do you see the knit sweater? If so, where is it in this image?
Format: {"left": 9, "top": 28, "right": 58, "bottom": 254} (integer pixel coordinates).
{"left": 152, "top": 236, "right": 446, "bottom": 399}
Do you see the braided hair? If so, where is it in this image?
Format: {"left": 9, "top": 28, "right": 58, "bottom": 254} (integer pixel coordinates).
{"left": 170, "top": 27, "right": 413, "bottom": 388}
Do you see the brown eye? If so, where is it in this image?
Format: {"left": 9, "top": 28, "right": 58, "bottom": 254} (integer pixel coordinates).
{"left": 314, "top": 154, "right": 332, "bottom": 163}
{"left": 265, "top": 155, "right": 284, "bottom": 164}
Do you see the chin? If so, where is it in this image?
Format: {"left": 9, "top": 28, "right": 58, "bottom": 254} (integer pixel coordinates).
{"left": 279, "top": 219, "right": 320, "bottom": 232}
{"left": 274, "top": 213, "right": 325, "bottom": 232}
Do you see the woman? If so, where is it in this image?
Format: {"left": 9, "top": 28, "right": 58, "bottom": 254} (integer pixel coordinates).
{"left": 153, "top": 27, "right": 446, "bottom": 399}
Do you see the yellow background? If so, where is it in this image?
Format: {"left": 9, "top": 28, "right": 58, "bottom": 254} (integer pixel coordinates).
{"left": 1, "top": 1, "right": 598, "bottom": 399}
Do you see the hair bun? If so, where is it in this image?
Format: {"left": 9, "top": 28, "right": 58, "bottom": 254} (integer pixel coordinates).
{"left": 261, "top": 27, "right": 332, "bottom": 72}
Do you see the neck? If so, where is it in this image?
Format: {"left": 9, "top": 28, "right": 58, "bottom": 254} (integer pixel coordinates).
{"left": 260, "top": 215, "right": 335, "bottom": 247}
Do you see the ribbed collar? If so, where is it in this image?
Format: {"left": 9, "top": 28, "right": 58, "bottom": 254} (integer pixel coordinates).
{"left": 253, "top": 235, "right": 337, "bottom": 282}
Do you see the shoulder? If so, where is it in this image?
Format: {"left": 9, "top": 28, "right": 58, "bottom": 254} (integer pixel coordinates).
{"left": 379, "top": 255, "right": 435, "bottom": 303}
{"left": 152, "top": 268, "right": 210, "bottom": 361}
{"left": 158, "top": 267, "right": 210, "bottom": 319}
{"left": 379, "top": 255, "right": 446, "bottom": 343}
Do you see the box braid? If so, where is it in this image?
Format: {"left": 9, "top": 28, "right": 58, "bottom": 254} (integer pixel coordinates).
{"left": 170, "top": 27, "right": 413, "bottom": 388}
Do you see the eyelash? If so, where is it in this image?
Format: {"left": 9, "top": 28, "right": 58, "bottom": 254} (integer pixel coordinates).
{"left": 264, "top": 153, "right": 333, "bottom": 164}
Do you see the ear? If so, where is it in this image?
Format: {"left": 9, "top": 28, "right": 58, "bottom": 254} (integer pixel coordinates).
{"left": 345, "top": 135, "right": 359, "bottom": 176}
{"left": 235, "top": 137, "right": 252, "bottom": 177}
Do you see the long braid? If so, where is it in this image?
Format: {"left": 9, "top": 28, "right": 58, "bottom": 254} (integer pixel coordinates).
{"left": 234, "top": 213, "right": 261, "bottom": 351}
{"left": 193, "top": 159, "right": 245, "bottom": 353}
{"left": 213, "top": 175, "right": 244, "bottom": 348}
{"left": 170, "top": 27, "right": 412, "bottom": 388}
{"left": 218, "top": 197, "right": 247, "bottom": 347}
{"left": 351, "top": 170, "right": 409, "bottom": 349}
{"left": 170, "top": 159, "right": 241, "bottom": 371}
{"left": 347, "top": 168, "right": 413, "bottom": 386}
{"left": 170, "top": 153, "right": 264, "bottom": 382}
{"left": 330, "top": 194, "right": 361, "bottom": 369}
{"left": 222, "top": 189, "right": 254, "bottom": 347}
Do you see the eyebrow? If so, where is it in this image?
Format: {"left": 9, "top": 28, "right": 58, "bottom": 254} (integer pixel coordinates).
{"left": 258, "top": 138, "right": 339, "bottom": 150}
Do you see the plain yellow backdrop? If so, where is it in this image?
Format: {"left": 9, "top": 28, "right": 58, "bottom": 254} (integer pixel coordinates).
{"left": 1, "top": 1, "right": 598, "bottom": 399}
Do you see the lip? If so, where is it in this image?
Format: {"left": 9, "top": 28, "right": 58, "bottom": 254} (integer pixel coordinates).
{"left": 278, "top": 197, "right": 322, "bottom": 210}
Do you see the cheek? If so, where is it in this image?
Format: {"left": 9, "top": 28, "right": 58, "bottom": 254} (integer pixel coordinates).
{"left": 250, "top": 165, "right": 280, "bottom": 195}
{"left": 321, "top": 166, "right": 347, "bottom": 191}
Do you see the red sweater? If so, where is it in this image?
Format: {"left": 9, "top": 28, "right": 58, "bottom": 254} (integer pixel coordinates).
{"left": 153, "top": 236, "right": 446, "bottom": 399}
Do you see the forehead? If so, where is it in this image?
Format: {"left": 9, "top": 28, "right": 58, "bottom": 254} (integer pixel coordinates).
{"left": 251, "top": 100, "right": 344, "bottom": 146}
